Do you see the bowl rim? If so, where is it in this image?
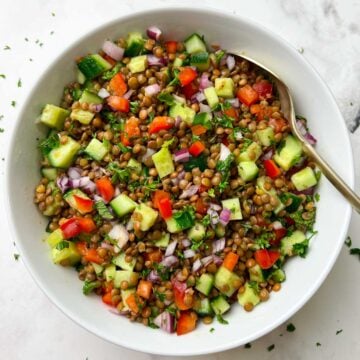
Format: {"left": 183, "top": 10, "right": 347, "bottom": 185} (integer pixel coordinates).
{"left": 5, "top": 5, "right": 354, "bottom": 356}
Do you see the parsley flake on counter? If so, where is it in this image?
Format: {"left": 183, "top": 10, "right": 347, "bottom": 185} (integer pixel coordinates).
{"left": 286, "top": 323, "right": 296, "bottom": 332}
{"left": 244, "top": 343, "right": 252, "bottom": 349}
{"left": 3, "top": 45, "right": 11, "bottom": 50}
{"left": 11, "top": 100, "right": 16, "bottom": 107}
{"left": 51, "top": 12, "right": 56, "bottom": 16}
{"left": 0, "top": 128, "right": 5, "bottom": 133}
{"left": 216, "top": 314, "right": 229, "bottom": 325}
{"left": 267, "top": 344, "right": 275, "bottom": 352}
{"left": 316, "top": 342, "right": 321, "bottom": 347}
{"left": 336, "top": 329, "right": 343, "bottom": 335}
{"left": 0, "top": 115, "right": 4, "bottom": 120}
{"left": 17, "top": 78, "right": 22, "bottom": 87}
{"left": 350, "top": 248, "right": 360, "bottom": 259}
{"left": 13, "top": 253, "right": 20, "bottom": 261}
{"left": 344, "top": 236, "right": 352, "bottom": 248}
{"left": 0, "top": 74, "right": 5, "bottom": 79}
{"left": 209, "top": 327, "right": 215, "bottom": 333}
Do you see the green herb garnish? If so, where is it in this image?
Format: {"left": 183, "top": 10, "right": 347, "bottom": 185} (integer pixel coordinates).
{"left": 216, "top": 314, "right": 229, "bottom": 325}
{"left": 336, "top": 329, "right": 343, "bottom": 335}
{"left": 13, "top": 253, "right": 20, "bottom": 261}
{"left": 345, "top": 236, "right": 352, "bottom": 248}
{"left": 157, "top": 92, "right": 175, "bottom": 106}
{"left": 39, "top": 133, "right": 60, "bottom": 156}
{"left": 55, "top": 241, "right": 70, "bottom": 251}
{"left": 107, "top": 162, "right": 131, "bottom": 183}
{"left": 173, "top": 206, "right": 196, "bottom": 230}
{"left": 267, "top": 344, "right": 275, "bottom": 352}
{"left": 95, "top": 201, "right": 114, "bottom": 220}
{"left": 17, "top": 78, "right": 22, "bottom": 87}
{"left": 244, "top": 343, "right": 252, "bottom": 349}
{"left": 350, "top": 248, "right": 360, "bottom": 259}
{"left": 130, "top": 101, "right": 140, "bottom": 114}
{"left": 82, "top": 280, "right": 101, "bottom": 295}
{"left": 102, "top": 63, "right": 123, "bottom": 80}
{"left": 286, "top": 323, "right": 296, "bottom": 332}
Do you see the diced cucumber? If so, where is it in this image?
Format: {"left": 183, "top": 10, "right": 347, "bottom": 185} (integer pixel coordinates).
{"left": 155, "top": 233, "right": 170, "bottom": 248}
{"left": 114, "top": 270, "right": 139, "bottom": 288}
{"left": 214, "top": 266, "right": 241, "bottom": 297}
{"left": 280, "top": 230, "right": 306, "bottom": 256}
{"left": 210, "top": 295, "right": 230, "bottom": 315}
{"left": 195, "top": 298, "right": 213, "bottom": 316}
{"left": 215, "top": 78, "right": 234, "bottom": 98}
{"left": 127, "top": 158, "right": 142, "bottom": 175}
{"left": 132, "top": 203, "right": 158, "bottom": 231}
{"left": 51, "top": 241, "right": 81, "bottom": 266}
{"left": 48, "top": 136, "right": 80, "bottom": 169}
{"left": 112, "top": 252, "right": 136, "bottom": 271}
{"left": 41, "top": 167, "right": 58, "bottom": 181}
{"left": 256, "top": 127, "right": 275, "bottom": 147}
{"left": 279, "top": 192, "right": 302, "bottom": 213}
{"left": 63, "top": 189, "right": 93, "bottom": 214}
{"left": 165, "top": 217, "right": 182, "bottom": 233}
{"left": 43, "top": 182, "right": 62, "bottom": 216}
{"left": 274, "top": 135, "right": 303, "bottom": 170}
{"left": 256, "top": 176, "right": 285, "bottom": 214}
{"left": 77, "top": 70, "right": 86, "bottom": 84}
{"left": 270, "top": 268, "right": 286, "bottom": 283}
{"left": 40, "top": 104, "right": 69, "bottom": 130}
{"left": 214, "top": 223, "right": 226, "bottom": 238}
{"left": 128, "top": 55, "right": 147, "bottom": 73}
{"left": 91, "top": 262, "right": 104, "bottom": 275}
{"left": 152, "top": 147, "right": 174, "bottom": 178}
{"left": 46, "top": 228, "right": 64, "bottom": 248}
{"left": 237, "top": 141, "right": 262, "bottom": 163}
{"left": 173, "top": 57, "right": 183, "bottom": 67}
{"left": 79, "top": 89, "right": 103, "bottom": 105}
{"left": 184, "top": 33, "right": 207, "bottom": 54}
{"left": 195, "top": 273, "right": 214, "bottom": 296}
{"left": 221, "top": 198, "right": 242, "bottom": 220}
{"left": 204, "top": 87, "right": 219, "bottom": 108}
{"left": 190, "top": 52, "right": 210, "bottom": 71}
{"left": 193, "top": 112, "right": 212, "bottom": 129}
{"left": 291, "top": 166, "right": 317, "bottom": 191}
{"left": 104, "top": 264, "right": 116, "bottom": 282}
{"left": 70, "top": 109, "right": 95, "bottom": 125}
{"left": 124, "top": 32, "right": 145, "bottom": 57}
{"left": 121, "top": 289, "right": 136, "bottom": 311}
{"left": 249, "top": 264, "right": 265, "bottom": 283}
{"left": 77, "top": 54, "right": 112, "bottom": 80}
{"left": 110, "top": 194, "right": 137, "bottom": 218}
{"left": 84, "top": 138, "right": 109, "bottom": 161}
{"left": 238, "top": 282, "right": 260, "bottom": 307}
{"left": 188, "top": 223, "right": 206, "bottom": 242}
{"left": 238, "top": 161, "right": 259, "bottom": 182}
{"left": 169, "top": 103, "right": 195, "bottom": 125}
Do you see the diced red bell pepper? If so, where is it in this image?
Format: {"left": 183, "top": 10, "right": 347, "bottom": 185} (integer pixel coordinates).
{"left": 237, "top": 84, "right": 259, "bottom": 107}
{"left": 76, "top": 218, "right": 96, "bottom": 233}
{"left": 102, "top": 292, "right": 114, "bottom": 306}
{"left": 268, "top": 117, "right": 287, "bottom": 133}
{"left": 121, "top": 117, "right": 140, "bottom": 146}
{"left": 73, "top": 195, "right": 94, "bottom": 214}
{"left": 60, "top": 218, "right": 82, "bottom": 239}
{"left": 198, "top": 184, "right": 210, "bottom": 194}
{"left": 144, "top": 249, "right": 163, "bottom": 264}
{"left": 188, "top": 141, "right": 205, "bottom": 157}
{"left": 165, "top": 41, "right": 178, "bottom": 54}
{"left": 254, "top": 249, "right": 280, "bottom": 269}
{"left": 176, "top": 311, "right": 198, "bottom": 336}
{"left": 253, "top": 80, "right": 273, "bottom": 99}
{"left": 172, "top": 279, "right": 192, "bottom": 310}
{"left": 95, "top": 177, "right": 115, "bottom": 203}
{"left": 75, "top": 241, "right": 104, "bottom": 264}
{"left": 224, "top": 107, "right": 239, "bottom": 120}
{"left": 191, "top": 124, "right": 207, "bottom": 136}
{"left": 107, "top": 96, "right": 130, "bottom": 113}
{"left": 152, "top": 190, "right": 171, "bottom": 209}
{"left": 195, "top": 198, "right": 208, "bottom": 215}
{"left": 109, "top": 73, "right": 127, "bottom": 96}
{"left": 222, "top": 252, "right": 239, "bottom": 271}
{"left": 182, "top": 82, "right": 199, "bottom": 99}
{"left": 148, "top": 116, "right": 174, "bottom": 134}
{"left": 125, "top": 293, "right": 140, "bottom": 313}
{"left": 178, "top": 67, "right": 197, "bottom": 87}
{"left": 263, "top": 159, "right": 281, "bottom": 179}
{"left": 136, "top": 280, "right": 153, "bottom": 300}
{"left": 158, "top": 197, "right": 172, "bottom": 219}
{"left": 270, "top": 228, "right": 287, "bottom": 246}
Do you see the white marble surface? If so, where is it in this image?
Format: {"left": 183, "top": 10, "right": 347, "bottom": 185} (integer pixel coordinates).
{"left": 0, "top": 0, "right": 360, "bottom": 359}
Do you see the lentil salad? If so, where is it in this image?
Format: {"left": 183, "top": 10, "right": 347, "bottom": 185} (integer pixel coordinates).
{"left": 34, "top": 27, "right": 319, "bottom": 335}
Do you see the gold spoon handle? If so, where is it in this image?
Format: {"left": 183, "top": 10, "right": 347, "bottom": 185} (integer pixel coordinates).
{"left": 302, "top": 142, "right": 360, "bottom": 213}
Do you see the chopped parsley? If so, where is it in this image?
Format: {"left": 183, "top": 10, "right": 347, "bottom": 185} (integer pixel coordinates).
{"left": 154, "top": 291, "right": 166, "bottom": 302}
{"left": 216, "top": 154, "right": 234, "bottom": 193}
{"left": 107, "top": 162, "right": 131, "bottom": 183}
{"left": 344, "top": 236, "right": 352, "bottom": 248}
{"left": 168, "top": 68, "right": 180, "bottom": 86}
{"left": 51, "top": 12, "right": 56, "bottom": 16}
{"left": 95, "top": 201, "right": 114, "bottom": 220}
{"left": 55, "top": 241, "right": 70, "bottom": 251}
{"left": 254, "top": 232, "right": 272, "bottom": 249}
{"left": 157, "top": 92, "right": 175, "bottom": 106}
{"left": 208, "top": 188, "right": 215, "bottom": 197}
{"left": 210, "top": 327, "right": 215, "bottom": 333}
{"left": 0, "top": 74, "right": 5, "bottom": 79}
{"left": 314, "top": 193, "right": 320, "bottom": 202}
{"left": 102, "top": 63, "right": 122, "bottom": 80}
{"left": 349, "top": 248, "right": 360, "bottom": 260}
{"left": 153, "top": 263, "right": 172, "bottom": 281}
{"left": 248, "top": 281, "right": 260, "bottom": 293}
{"left": 3, "top": 45, "right": 11, "bottom": 50}
{"left": 148, "top": 318, "right": 160, "bottom": 329}
{"left": 173, "top": 206, "right": 196, "bottom": 230}
{"left": 213, "top": 113, "right": 234, "bottom": 128}
{"left": 11, "top": 100, "right": 16, "bottom": 107}
{"left": 39, "top": 133, "right": 60, "bottom": 155}
{"left": 289, "top": 209, "right": 316, "bottom": 232}
{"left": 140, "top": 268, "right": 151, "bottom": 278}
{"left": 82, "top": 280, "right": 101, "bottom": 295}
{"left": 0, "top": 128, "right": 4, "bottom": 133}
{"left": 130, "top": 101, "right": 140, "bottom": 114}
{"left": 336, "top": 329, "right": 343, "bottom": 335}
{"left": 117, "top": 142, "right": 131, "bottom": 153}
{"left": 201, "top": 214, "right": 211, "bottom": 226}
{"left": 216, "top": 314, "right": 229, "bottom": 325}
{"left": 286, "top": 323, "right": 296, "bottom": 332}
{"left": 244, "top": 343, "right": 252, "bottom": 349}
{"left": 267, "top": 344, "right": 275, "bottom": 352}
{"left": 316, "top": 342, "right": 321, "bottom": 347}
{"left": 215, "top": 49, "right": 226, "bottom": 64}
{"left": 13, "top": 253, "right": 20, "bottom": 261}
{"left": 293, "top": 238, "right": 310, "bottom": 258}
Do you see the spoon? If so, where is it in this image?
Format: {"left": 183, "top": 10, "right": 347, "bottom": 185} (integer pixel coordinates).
{"left": 228, "top": 51, "right": 360, "bottom": 213}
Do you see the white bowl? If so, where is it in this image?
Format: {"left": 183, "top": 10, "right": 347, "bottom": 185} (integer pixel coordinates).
{"left": 6, "top": 7, "right": 354, "bottom": 356}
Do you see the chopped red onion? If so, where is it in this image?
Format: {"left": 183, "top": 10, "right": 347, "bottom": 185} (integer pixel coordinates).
{"left": 146, "top": 26, "right": 162, "bottom": 41}
{"left": 178, "top": 170, "right": 185, "bottom": 180}
{"left": 102, "top": 40, "right": 124, "bottom": 61}
{"left": 174, "top": 148, "right": 190, "bottom": 163}
{"left": 82, "top": 180, "right": 97, "bottom": 195}
{"left": 69, "top": 178, "right": 81, "bottom": 188}
{"left": 147, "top": 55, "right": 166, "bottom": 66}
{"left": 272, "top": 221, "right": 283, "bottom": 230}
{"left": 56, "top": 176, "right": 70, "bottom": 193}
{"left": 212, "top": 238, "right": 226, "bottom": 253}
{"left": 296, "top": 120, "right": 317, "bottom": 145}
{"left": 219, "top": 208, "right": 231, "bottom": 226}
{"left": 192, "top": 258, "right": 202, "bottom": 273}
{"left": 304, "top": 132, "right": 317, "bottom": 146}
{"left": 207, "top": 209, "right": 219, "bottom": 226}
{"left": 78, "top": 176, "right": 90, "bottom": 187}
{"left": 141, "top": 148, "right": 156, "bottom": 163}
{"left": 219, "top": 143, "right": 231, "bottom": 161}
{"left": 126, "top": 220, "right": 134, "bottom": 231}
{"left": 226, "top": 55, "right": 235, "bottom": 71}
{"left": 192, "top": 91, "right": 206, "bottom": 103}
{"left": 199, "top": 103, "right": 212, "bottom": 114}
{"left": 114, "top": 187, "right": 121, "bottom": 197}
{"left": 262, "top": 148, "right": 275, "bottom": 160}
{"left": 93, "top": 194, "right": 104, "bottom": 202}
{"left": 154, "top": 311, "right": 175, "bottom": 333}
{"left": 144, "top": 84, "right": 161, "bottom": 97}
{"left": 123, "top": 89, "right": 134, "bottom": 100}
{"left": 160, "top": 255, "right": 178, "bottom": 267}
{"left": 227, "top": 98, "right": 240, "bottom": 108}
{"left": 98, "top": 88, "right": 110, "bottom": 99}
{"left": 179, "top": 184, "right": 200, "bottom": 199}
{"left": 201, "top": 255, "right": 214, "bottom": 267}
{"left": 165, "top": 240, "right": 178, "bottom": 257}
{"left": 148, "top": 270, "right": 161, "bottom": 283}
{"left": 184, "top": 249, "right": 196, "bottom": 258}
{"left": 100, "top": 242, "right": 114, "bottom": 251}
{"left": 108, "top": 224, "right": 129, "bottom": 249}
{"left": 182, "top": 238, "right": 191, "bottom": 247}
{"left": 68, "top": 167, "right": 82, "bottom": 179}
{"left": 199, "top": 73, "right": 213, "bottom": 90}
{"left": 93, "top": 104, "right": 103, "bottom": 113}
{"left": 174, "top": 115, "right": 182, "bottom": 127}
{"left": 293, "top": 186, "right": 315, "bottom": 196}
{"left": 212, "top": 254, "right": 223, "bottom": 266}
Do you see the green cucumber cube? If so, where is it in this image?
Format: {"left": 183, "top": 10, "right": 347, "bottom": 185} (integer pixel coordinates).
{"left": 46, "top": 228, "right": 64, "bottom": 248}
{"left": 104, "top": 264, "right": 116, "bottom": 282}
{"left": 238, "top": 161, "right": 259, "bottom": 182}
{"left": 291, "top": 166, "right": 317, "bottom": 191}
{"left": 195, "top": 298, "right": 213, "bottom": 316}
{"left": 70, "top": 109, "right": 95, "bottom": 125}
{"left": 274, "top": 135, "right": 303, "bottom": 170}
{"left": 280, "top": 230, "right": 306, "bottom": 256}
{"left": 196, "top": 273, "right": 214, "bottom": 296}
{"left": 215, "top": 78, "right": 234, "bottom": 98}
{"left": 221, "top": 198, "right": 242, "bottom": 220}
{"left": 48, "top": 136, "right": 80, "bottom": 168}
{"left": 41, "top": 167, "right": 58, "bottom": 181}
{"left": 128, "top": 55, "right": 147, "bottom": 74}
{"left": 79, "top": 89, "right": 103, "bottom": 105}
{"left": 210, "top": 295, "right": 230, "bottom": 315}
{"left": 110, "top": 194, "right": 137, "bottom": 217}
{"left": 256, "top": 127, "right": 275, "bottom": 146}
{"left": 155, "top": 233, "right": 170, "bottom": 247}
{"left": 152, "top": 147, "right": 175, "bottom": 179}
{"left": 173, "top": 57, "right": 183, "bottom": 67}
{"left": 237, "top": 141, "right": 262, "bottom": 163}
{"left": 85, "top": 138, "right": 109, "bottom": 161}
{"left": 169, "top": 103, "right": 195, "bottom": 125}
{"left": 214, "top": 266, "right": 241, "bottom": 297}
{"left": 249, "top": 264, "right": 265, "bottom": 283}
{"left": 91, "top": 262, "right": 104, "bottom": 275}
{"left": 188, "top": 223, "right": 206, "bottom": 242}
{"left": 40, "top": 104, "right": 69, "bottom": 130}
{"left": 165, "top": 217, "right": 182, "bottom": 233}
{"left": 132, "top": 203, "right": 158, "bottom": 231}
{"left": 112, "top": 252, "right": 136, "bottom": 271}
{"left": 238, "top": 282, "right": 260, "bottom": 307}
{"left": 127, "top": 158, "right": 142, "bottom": 174}
{"left": 51, "top": 241, "right": 81, "bottom": 266}
{"left": 77, "top": 54, "right": 112, "bottom": 80}
{"left": 114, "top": 270, "right": 139, "bottom": 288}
{"left": 124, "top": 32, "right": 144, "bottom": 57}
{"left": 270, "top": 268, "right": 286, "bottom": 283}
{"left": 184, "top": 33, "right": 207, "bottom": 54}
{"left": 204, "top": 86, "right": 219, "bottom": 108}
{"left": 190, "top": 52, "right": 210, "bottom": 71}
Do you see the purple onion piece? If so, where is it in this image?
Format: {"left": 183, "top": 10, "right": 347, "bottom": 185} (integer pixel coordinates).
{"left": 191, "top": 91, "right": 206, "bottom": 103}
{"left": 82, "top": 180, "right": 96, "bottom": 195}
{"left": 272, "top": 221, "right": 283, "bottom": 230}
{"left": 69, "top": 178, "right": 81, "bottom": 188}
{"left": 98, "top": 88, "right": 110, "bottom": 99}
{"left": 199, "top": 103, "right": 212, "bottom": 114}
{"left": 192, "top": 259, "right": 202, "bottom": 273}
{"left": 184, "top": 249, "right": 196, "bottom": 258}
{"left": 174, "top": 115, "right": 182, "bottom": 127}
{"left": 102, "top": 40, "right": 124, "bottom": 61}
{"left": 68, "top": 167, "right": 82, "bottom": 179}
{"left": 219, "top": 143, "right": 231, "bottom": 161}
{"left": 148, "top": 270, "right": 161, "bottom": 283}
{"left": 293, "top": 186, "right": 315, "bottom": 196}
{"left": 182, "top": 238, "right": 191, "bottom": 247}
{"left": 153, "top": 311, "right": 175, "bottom": 333}
{"left": 179, "top": 184, "right": 200, "bottom": 199}
{"left": 226, "top": 55, "right": 235, "bottom": 71}
{"left": 219, "top": 208, "right": 231, "bottom": 226}
{"left": 227, "top": 97, "right": 240, "bottom": 108}
{"left": 212, "top": 255, "right": 223, "bottom": 266}
{"left": 165, "top": 240, "right": 178, "bottom": 257}
{"left": 123, "top": 89, "right": 134, "bottom": 100}
{"left": 56, "top": 176, "right": 70, "bottom": 193}
{"left": 212, "top": 238, "right": 226, "bottom": 253}
{"left": 174, "top": 148, "right": 190, "bottom": 163}
{"left": 160, "top": 255, "right": 178, "bottom": 267}
{"left": 199, "top": 73, "right": 213, "bottom": 90}
{"left": 209, "top": 203, "right": 221, "bottom": 212}
{"left": 262, "top": 148, "right": 275, "bottom": 161}
{"left": 144, "top": 84, "right": 161, "bottom": 97}
{"left": 147, "top": 54, "right": 167, "bottom": 66}
{"left": 146, "top": 26, "right": 162, "bottom": 41}
{"left": 201, "top": 255, "right": 213, "bottom": 267}
{"left": 100, "top": 242, "right": 114, "bottom": 251}
{"left": 93, "top": 104, "right": 103, "bottom": 113}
